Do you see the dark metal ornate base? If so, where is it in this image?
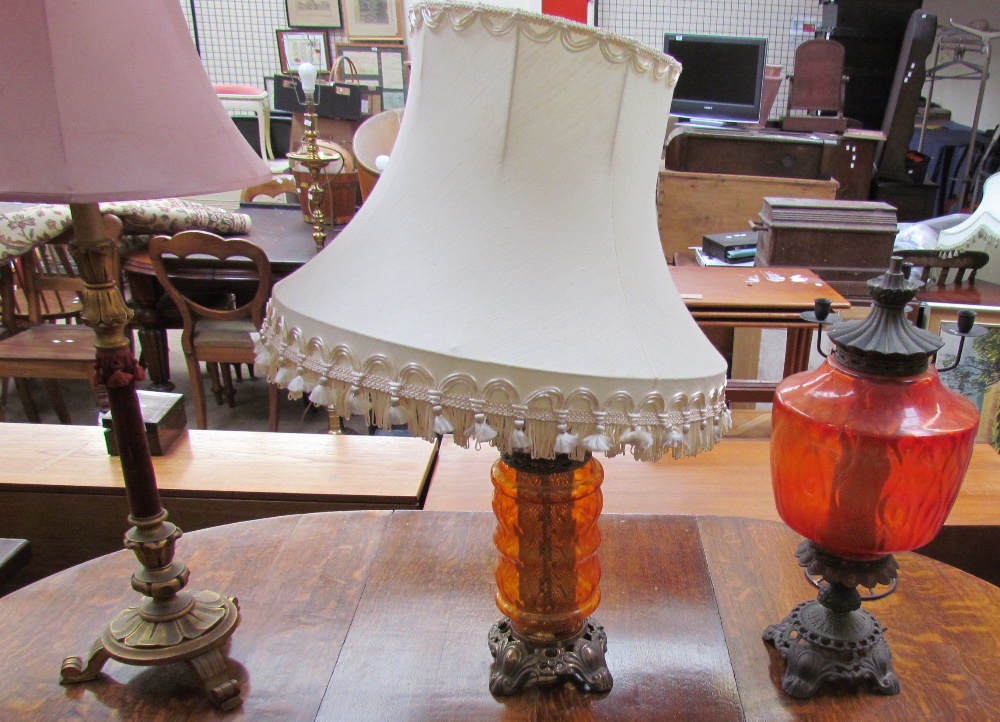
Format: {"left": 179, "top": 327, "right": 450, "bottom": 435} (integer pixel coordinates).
{"left": 764, "top": 541, "right": 901, "bottom": 699}
{"left": 488, "top": 617, "right": 612, "bottom": 696}
{"left": 764, "top": 599, "right": 899, "bottom": 698}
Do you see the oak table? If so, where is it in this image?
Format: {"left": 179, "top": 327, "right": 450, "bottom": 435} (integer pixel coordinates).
{"left": 0, "top": 425, "right": 436, "bottom": 593}
{"left": 1, "top": 510, "right": 998, "bottom": 720}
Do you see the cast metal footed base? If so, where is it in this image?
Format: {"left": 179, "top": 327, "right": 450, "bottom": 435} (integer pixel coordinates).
{"left": 488, "top": 617, "right": 612, "bottom": 696}
{"left": 61, "top": 590, "right": 242, "bottom": 710}
{"left": 764, "top": 598, "right": 900, "bottom": 698}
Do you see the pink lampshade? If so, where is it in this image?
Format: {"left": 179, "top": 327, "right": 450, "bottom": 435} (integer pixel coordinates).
{"left": 0, "top": 0, "right": 272, "bottom": 203}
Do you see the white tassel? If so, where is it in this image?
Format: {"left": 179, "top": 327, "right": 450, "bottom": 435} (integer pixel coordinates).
{"left": 286, "top": 369, "right": 306, "bottom": 399}
{"left": 465, "top": 413, "right": 497, "bottom": 447}
{"left": 254, "top": 344, "right": 272, "bottom": 369}
{"left": 582, "top": 424, "right": 612, "bottom": 453}
{"left": 432, "top": 405, "right": 454, "bottom": 435}
{"left": 348, "top": 385, "right": 372, "bottom": 416}
{"left": 309, "top": 378, "right": 337, "bottom": 407}
{"left": 553, "top": 422, "right": 578, "bottom": 455}
{"left": 388, "top": 396, "right": 409, "bottom": 426}
{"left": 509, "top": 419, "right": 531, "bottom": 451}
{"left": 667, "top": 426, "right": 684, "bottom": 448}
{"left": 620, "top": 426, "right": 653, "bottom": 451}
{"left": 273, "top": 364, "right": 296, "bottom": 387}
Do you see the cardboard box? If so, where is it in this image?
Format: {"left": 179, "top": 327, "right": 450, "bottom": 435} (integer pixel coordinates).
{"left": 101, "top": 391, "right": 187, "bottom": 456}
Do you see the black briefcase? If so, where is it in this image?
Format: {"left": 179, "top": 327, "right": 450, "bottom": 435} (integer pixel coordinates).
{"left": 273, "top": 57, "right": 375, "bottom": 121}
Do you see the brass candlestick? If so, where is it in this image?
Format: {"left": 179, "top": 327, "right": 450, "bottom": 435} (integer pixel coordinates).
{"left": 287, "top": 94, "right": 338, "bottom": 253}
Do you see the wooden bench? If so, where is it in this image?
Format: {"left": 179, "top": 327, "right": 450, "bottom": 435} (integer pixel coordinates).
{"left": 0, "top": 425, "right": 437, "bottom": 593}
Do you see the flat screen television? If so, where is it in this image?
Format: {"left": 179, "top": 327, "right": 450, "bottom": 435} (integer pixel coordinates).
{"left": 663, "top": 33, "right": 768, "bottom": 126}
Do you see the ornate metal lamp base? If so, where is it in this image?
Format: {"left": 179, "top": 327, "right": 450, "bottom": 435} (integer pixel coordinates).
{"left": 763, "top": 599, "right": 898, "bottom": 698}
{"left": 61, "top": 591, "right": 241, "bottom": 709}
{"left": 488, "top": 617, "right": 612, "bottom": 696}
{"left": 764, "top": 540, "right": 901, "bottom": 699}
{"left": 60, "top": 510, "right": 243, "bottom": 710}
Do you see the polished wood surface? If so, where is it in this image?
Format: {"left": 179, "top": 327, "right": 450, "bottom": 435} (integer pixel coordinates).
{"left": 0, "top": 425, "right": 436, "bottom": 590}
{"left": 1, "top": 511, "right": 999, "bottom": 720}
{"left": 425, "top": 438, "right": 1000, "bottom": 525}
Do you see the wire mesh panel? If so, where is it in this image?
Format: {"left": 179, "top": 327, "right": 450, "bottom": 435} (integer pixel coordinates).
{"left": 598, "top": 0, "right": 824, "bottom": 121}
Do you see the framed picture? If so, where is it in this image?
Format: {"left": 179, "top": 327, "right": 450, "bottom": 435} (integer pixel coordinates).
{"left": 923, "top": 302, "right": 1000, "bottom": 452}
{"left": 335, "top": 42, "right": 409, "bottom": 109}
{"left": 276, "top": 29, "right": 331, "bottom": 75}
{"left": 286, "top": 0, "right": 342, "bottom": 28}
{"left": 343, "top": 0, "right": 405, "bottom": 41}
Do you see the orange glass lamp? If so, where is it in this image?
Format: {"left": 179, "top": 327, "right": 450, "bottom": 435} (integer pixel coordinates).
{"left": 0, "top": 0, "right": 271, "bottom": 709}
{"left": 764, "top": 257, "right": 980, "bottom": 698}
{"left": 259, "top": 1, "right": 729, "bottom": 695}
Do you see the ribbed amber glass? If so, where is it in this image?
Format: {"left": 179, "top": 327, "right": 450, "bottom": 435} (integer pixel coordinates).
{"left": 771, "top": 356, "right": 979, "bottom": 560}
{"left": 491, "top": 456, "right": 604, "bottom": 642}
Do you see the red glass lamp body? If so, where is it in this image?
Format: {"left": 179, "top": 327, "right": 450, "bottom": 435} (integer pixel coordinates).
{"left": 772, "top": 356, "right": 979, "bottom": 560}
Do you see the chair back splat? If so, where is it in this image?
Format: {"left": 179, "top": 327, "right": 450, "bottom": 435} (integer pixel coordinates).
{"left": 148, "top": 230, "right": 278, "bottom": 431}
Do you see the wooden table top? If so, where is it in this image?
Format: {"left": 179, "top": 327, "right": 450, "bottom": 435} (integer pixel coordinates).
{"left": 425, "top": 439, "right": 1000, "bottom": 526}
{"left": 121, "top": 204, "right": 324, "bottom": 279}
{"left": 1, "top": 510, "right": 998, "bottom": 720}
{"left": 0, "top": 424, "right": 435, "bottom": 506}
{"left": 669, "top": 265, "right": 850, "bottom": 321}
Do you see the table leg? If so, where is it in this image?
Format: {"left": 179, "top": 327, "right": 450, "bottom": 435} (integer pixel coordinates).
{"left": 125, "top": 271, "right": 174, "bottom": 391}
{"left": 784, "top": 327, "right": 815, "bottom": 378}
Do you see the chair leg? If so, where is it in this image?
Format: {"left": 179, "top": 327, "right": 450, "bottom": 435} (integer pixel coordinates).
{"left": 42, "top": 378, "right": 72, "bottom": 424}
{"left": 267, "top": 381, "right": 279, "bottom": 432}
{"left": 232, "top": 363, "right": 244, "bottom": 382}
{"left": 221, "top": 364, "right": 236, "bottom": 408}
{"left": 12, "top": 379, "right": 41, "bottom": 423}
{"left": 206, "top": 362, "right": 224, "bottom": 405}
{"left": 186, "top": 353, "right": 210, "bottom": 430}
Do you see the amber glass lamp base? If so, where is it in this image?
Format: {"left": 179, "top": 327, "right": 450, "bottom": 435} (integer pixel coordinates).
{"left": 488, "top": 452, "right": 612, "bottom": 695}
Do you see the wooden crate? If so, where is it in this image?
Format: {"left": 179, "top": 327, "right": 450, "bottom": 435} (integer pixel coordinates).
{"left": 657, "top": 170, "right": 839, "bottom": 262}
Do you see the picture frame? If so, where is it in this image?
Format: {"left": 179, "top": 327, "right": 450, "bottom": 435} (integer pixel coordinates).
{"left": 276, "top": 29, "right": 331, "bottom": 75}
{"left": 343, "top": 0, "right": 405, "bottom": 41}
{"left": 286, "top": 0, "right": 343, "bottom": 29}
{"left": 335, "top": 42, "right": 409, "bottom": 109}
{"left": 923, "top": 302, "right": 1000, "bottom": 452}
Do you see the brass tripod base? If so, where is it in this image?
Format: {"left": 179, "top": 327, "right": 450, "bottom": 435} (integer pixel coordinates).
{"left": 61, "top": 591, "right": 242, "bottom": 710}
{"left": 488, "top": 617, "right": 612, "bottom": 696}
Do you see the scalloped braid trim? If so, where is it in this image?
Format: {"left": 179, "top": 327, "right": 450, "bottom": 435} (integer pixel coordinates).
{"left": 409, "top": 2, "right": 681, "bottom": 87}
{"left": 257, "top": 317, "right": 730, "bottom": 462}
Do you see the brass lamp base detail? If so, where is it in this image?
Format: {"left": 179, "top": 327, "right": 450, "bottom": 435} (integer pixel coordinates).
{"left": 60, "top": 509, "right": 243, "bottom": 710}
{"left": 764, "top": 541, "right": 900, "bottom": 698}
{"left": 488, "top": 617, "right": 612, "bottom": 695}
{"left": 61, "top": 592, "right": 241, "bottom": 710}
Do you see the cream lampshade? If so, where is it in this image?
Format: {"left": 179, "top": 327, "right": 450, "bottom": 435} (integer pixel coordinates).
{"left": 261, "top": 1, "right": 729, "bottom": 695}
{"left": 0, "top": 0, "right": 271, "bottom": 710}
{"left": 261, "top": 3, "right": 728, "bottom": 458}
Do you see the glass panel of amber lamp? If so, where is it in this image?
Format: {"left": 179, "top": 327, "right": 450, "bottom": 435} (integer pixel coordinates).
{"left": 491, "top": 455, "right": 604, "bottom": 642}
{"left": 771, "top": 357, "right": 979, "bottom": 560}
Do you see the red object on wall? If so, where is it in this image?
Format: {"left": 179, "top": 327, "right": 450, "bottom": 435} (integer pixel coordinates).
{"left": 542, "top": 0, "right": 588, "bottom": 24}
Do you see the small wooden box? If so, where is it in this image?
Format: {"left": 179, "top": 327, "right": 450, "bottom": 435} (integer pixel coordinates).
{"left": 101, "top": 391, "right": 187, "bottom": 457}
{"left": 755, "top": 197, "right": 898, "bottom": 299}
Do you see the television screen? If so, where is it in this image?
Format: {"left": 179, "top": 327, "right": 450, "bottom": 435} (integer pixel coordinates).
{"left": 663, "top": 34, "right": 768, "bottom": 125}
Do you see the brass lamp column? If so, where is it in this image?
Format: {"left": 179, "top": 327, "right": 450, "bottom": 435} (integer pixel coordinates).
{"left": 287, "top": 61, "right": 337, "bottom": 252}
{"left": 58, "top": 204, "right": 242, "bottom": 710}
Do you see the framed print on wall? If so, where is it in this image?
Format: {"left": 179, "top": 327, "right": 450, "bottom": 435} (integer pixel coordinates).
{"left": 924, "top": 302, "right": 1000, "bottom": 452}
{"left": 335, "top": 43, "right": 409, "bottom": 110}
{"left": 343, "top": 0, "right": 405, "bottom": 41}
{"left": 286, "top": 0, "right": 343, "bottom": 29}
{"left": 276, "top": 29, "right": 331, "bottom": 75}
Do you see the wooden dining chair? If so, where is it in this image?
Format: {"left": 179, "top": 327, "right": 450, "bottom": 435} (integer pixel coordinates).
{"left": 148, "top": 230, "right": 278, "bottom": 431}
{"left": 0, "top": 217, "right": 122, "bottom": 423}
